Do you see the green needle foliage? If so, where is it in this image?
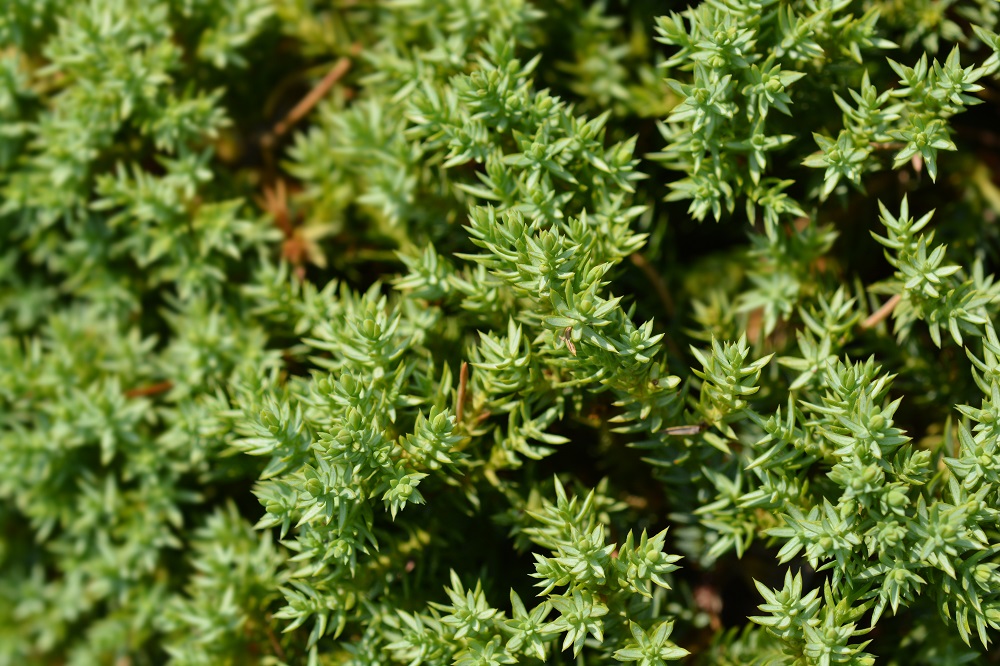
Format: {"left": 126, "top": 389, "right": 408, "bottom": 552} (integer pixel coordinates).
{"left": 2, "top": 0, "right": 1000, "bottom": 664}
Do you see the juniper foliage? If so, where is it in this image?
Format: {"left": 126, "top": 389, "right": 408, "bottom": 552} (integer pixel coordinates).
{"left": 2, "top": 1, "right": 1000, "bottom": 665}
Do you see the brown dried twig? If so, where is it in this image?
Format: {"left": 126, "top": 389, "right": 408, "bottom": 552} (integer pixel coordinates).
{"left": 260, "top": 44, "right": 360, "bottom": 151}
{"left": 456, "top": 361, "right": 469, "bottom": 424}
{"left": 123, "top": 381, "right": 173, "bottom": 399}
{"left": 629, "top": 252, "right": 675, "bottom": 318}
{"left": 264, "top": 616, "right": 286, "bottom": 662}
{"left": 861, "top": 293, "right": 902, "bottom": 330}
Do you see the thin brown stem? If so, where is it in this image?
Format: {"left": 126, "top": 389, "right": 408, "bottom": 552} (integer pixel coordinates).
{"left": 123, "top": 381, "right": 173, "bottom": 399}
{"left": 627, "top": 252, "right": 689, "bottom": 361}
{"left": 629, "top": 252, "right": 675, "bottom": 318}
{"left": 869, "top": 141, "right": 905, "bottom": 151}
{"left": 456, "top": 361, "right": 469, "bottom": 425}
{"left": 262, "top": 44, "right": 360, "bottom": 149}
{"left": 861, "top": 293, "right": 902, "bottom": 330}
{"left": 264, "top": 616, "right": 286, "bottom": 662}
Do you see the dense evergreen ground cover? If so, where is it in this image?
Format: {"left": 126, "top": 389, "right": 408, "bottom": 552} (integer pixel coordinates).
{"left": 3, "top": 1, "right": 1000, "bottom": 663}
